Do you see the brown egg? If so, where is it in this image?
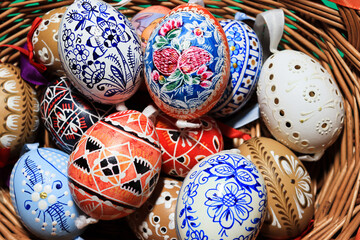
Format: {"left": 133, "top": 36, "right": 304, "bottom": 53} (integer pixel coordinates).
{"left": 238, "top": 137, "right": 314, "bottom": 239}
{"left": 0, "top": 63, "right": 40, "bottom": 158}
{"left": 32, "top": 7, "right": 66, "bottom": 77}
{"left": 126, "top": 176, "right": 181, "bottom": 240}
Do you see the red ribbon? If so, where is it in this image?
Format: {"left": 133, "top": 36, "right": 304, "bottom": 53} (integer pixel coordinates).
{"left": 328, "top": 0, "right": 360, "bottom": 10}
{"left": 0, "top": 17, "right": 47, "bottom": 73}
{"left": 216, "top": 120, "right": 251, "bottom": 140}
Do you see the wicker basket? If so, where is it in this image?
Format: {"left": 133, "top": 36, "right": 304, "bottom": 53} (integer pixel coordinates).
{"left": 1, "top": 0, "right": 360, "bottom": 239}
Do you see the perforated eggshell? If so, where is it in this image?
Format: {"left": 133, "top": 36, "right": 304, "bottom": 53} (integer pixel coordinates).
{"left": 58, "top": 0, "right": 143, "bottom": 105}
{"left": 211, "top": 19, "right": 262, "bottom": 118}
{"left": 40, "top": 77, "right": 114, "bottom": 153}
{"left": 144, "top": 3, "right": 230, "bottom": 120}
{"left": 0, "top": 63, "right": 39, "bottom": 158}
{"left": 257, "top": 50, "right": 344, "bottom": 160}
{"left": 238, "top": 137, "right": 314, "bottom": 239}
{"left": 155, "top": 112, "right": 223, "bottom": 178}
{"left": 32, "top": 7, "right": 66, "bottom": 77}
{"left": 9, "top": 147, "right": 86, "bottom": 240}
{"left": 68, "top": 110, "right": 162, "bottom": 220}
{"left": 127, "top": 176, "right": 181, "bottom": 240}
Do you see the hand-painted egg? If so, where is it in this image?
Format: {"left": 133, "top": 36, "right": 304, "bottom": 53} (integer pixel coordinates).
{"left": 9, "top": 147, "right": 86, "bottom": 240}
{"left": 238, "top": 137, "right": 314, "bottom": 239}
{"left": 32, "top": 7, "right": 67, "bottom": 77}
{"left": 155, "top": 112, "right": 223, "bottom": 177}
{"left": 0, "top": 63, "right": 39, "bottom": 159}
{"left": 257, "top": 50, "right": 345, "bottom": 161}
{"left": 144, "top": 3, "right": 230, "bottom": 120}
{"left": 40, "top": 77, "right": 115, "bottom": 154}
{"left": 127, "top": 176, "right": 181, "bottom": 240}
{"left": 130, "top": 5, "right": 171, "bottom": 50}
{"left": 58, "top": 0, "right": 143, "bottom": 105}
{"left": 210, "top": 19, "right": 262, "bottom": 118}
{"left": 68, "top": 110, "right": 162, "bottom": 220}
{"left": 176, "top": 150, "right": 267, "bottom": 240}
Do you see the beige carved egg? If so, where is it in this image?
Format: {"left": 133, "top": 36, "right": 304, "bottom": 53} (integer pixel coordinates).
{"left": 32, "top": 6, "right": 66, "bottom": 77}
{"left": 238, "top": 137, "right": 314, "bottom": 239}
{"left": 126, "top": 176, "right": 181, "bottom": 240}
{"left": 0, "top": 63, "right": 40, "bottom": 158}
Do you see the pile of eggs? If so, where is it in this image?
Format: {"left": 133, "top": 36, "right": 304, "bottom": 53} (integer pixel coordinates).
{"left": 3, "top": 0, "right": 346, "bottom": 239}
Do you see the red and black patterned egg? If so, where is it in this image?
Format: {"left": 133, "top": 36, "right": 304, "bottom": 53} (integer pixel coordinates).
{"left": 68, "top": 110, "right": 162, "bottom": 220}
{"left": 40, "top": 77, "right": 115, "bottom": 153}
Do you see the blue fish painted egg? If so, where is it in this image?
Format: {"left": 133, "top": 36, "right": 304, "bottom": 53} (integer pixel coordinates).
{"left": 9, "top": 147, "right": 86, "bottom": 240}
{"left": 210, "top": 19, "right": 263, "bottom": 118}
{"left": 58, "top": 0, "right": 143, "bottom": 105}
{"left": 40, "top": 77, "right": 114, "bottom": 153}
{"left": 144, "top": 3, "right": 230, "bottom": 120}
{"left": 176, "top": 150, "right": 267, "bottom": 240}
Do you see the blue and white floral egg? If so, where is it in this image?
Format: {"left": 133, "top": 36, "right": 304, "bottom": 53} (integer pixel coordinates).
{"left": 9, "top": 147, "right": 86, "bottom": 240}
{"left": 144, "top": 3, "right": 230, "bottom": 120}
{"left": 176, "top": 150, "right": 267, "bottom": 240}
{"left": 58, "top": 0, "right": 143, "bottom": 105}
{"left": 210, "top": 19, "right": 263, "bottom": 118}
{"left": 40, "top": 77, "right": 114, "bottom": 153}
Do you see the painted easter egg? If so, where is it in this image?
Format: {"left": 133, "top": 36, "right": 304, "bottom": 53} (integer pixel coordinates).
{"left": 0, "top": 63, "right": 40, "bottom": 159}
{"left": 257, "top": 50, "right": 345, "bottom": 161}
{"left": 32, "top": 7, "right": 67, "bottom": 77}
{"left": 144, "top": 3, "right": 230, "bottom": 120}
{"left": 130, "top": 5, "right": 171, "bottom": 50}
{"left": 238, "top": 137, "right": 314, "bottom": 239}
{"left": 127, "top": 176, "right": 181, "bottom": 240}
{"left": 176, "top": 150, "right": 267, "bottom": 240}
{"left": 210, "top": 19, "right": 263, "bottom": 118}
{"left": 40, "top": 77, "right": 115, "bottom": 153}
{"left": 9, "top": 147, "right": 86, "bottom": 240}
{"left": 68, "top": 110, "right": 162, "bottom": 220}
{"left": 155, "top": 112, "right": 223, "bottom": 178}
{"left": 58, "top": 0, "right": 143, "bottom": 105}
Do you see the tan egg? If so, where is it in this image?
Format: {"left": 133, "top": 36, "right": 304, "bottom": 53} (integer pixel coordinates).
{"left": 0, "top": 63, "right": 40, "bottom": 158}
{"left": 126, "top": 176, "right": 181, "bottom": 240}
{"left": 238, "top": 137, "right": 314, "bottom": 240}
{"left": 32, "top": 7, "right": 66, "bottom": 77}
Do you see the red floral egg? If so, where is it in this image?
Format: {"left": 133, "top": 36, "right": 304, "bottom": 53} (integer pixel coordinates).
{"left": 155, "top": 112, "right": 223, "bottom": 178}
{"left": 68, "top": 110, "right": 162, "bottom": 220}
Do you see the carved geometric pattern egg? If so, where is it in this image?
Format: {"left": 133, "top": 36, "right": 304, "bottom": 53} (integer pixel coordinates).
{"left": 0, "top": 63, "right": 40, "bottom": 158}
{"left": 40, "top": 77, "right": 114, "bottom": 153}
{"left": 155, "top": 112, "right": 223, "bottom": 178}
{"left": 211, "top": 19, "right": 262, "bottom": 118}
{"left": 68, "top": 110, "right": 162, "bottom": 220}
{"left": 238, "top": 137, "right": 314, "bottom": 239}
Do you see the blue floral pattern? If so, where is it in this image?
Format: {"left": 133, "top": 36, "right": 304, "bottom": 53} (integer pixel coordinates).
{"left": 176, "top": 152, "right": 267, "bottom": 240}
{"left": 59, "top": 0, "right": 143, "bottom": 104}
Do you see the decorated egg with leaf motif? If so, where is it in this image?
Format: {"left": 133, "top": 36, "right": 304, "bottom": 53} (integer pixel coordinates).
{"left": 58, "top": 0, "right": 143, "bottom": 105}
{"left": 68, "top": 110, "right": 162, "bottom": 220}
{"left": 155, "top": 112, "right": 223, "bottom": 178}
{"left": 40, "top": 77, "right": 114, "bottom": 154}
{"left": 144, "top": 3, "right": 230, "bottom": 120}
{"left": 9, "top": 147, "right": 86, "bottom": 240}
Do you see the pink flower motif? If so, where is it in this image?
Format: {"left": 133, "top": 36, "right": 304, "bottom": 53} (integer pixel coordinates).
{"left": 152, "top": 70, "right": 160, "bottom": 82}
{"left": 197, "top": 65, "right": 213, "bottom": 88}
{"left": 159, "top": 19, "right": 182, "bottom": 36}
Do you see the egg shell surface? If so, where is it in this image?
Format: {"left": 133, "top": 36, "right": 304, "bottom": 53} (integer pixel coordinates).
{"left": 0, "top": 63, "right": 40, "bottom": 158}
{"left": 210, "top": 19, "right": 262, "bottom": 118}
{"left": 58, "top": 0, "right": 143, "bottom": 105}
{"left": 257, "top": 50, "right": 344, "bottom": 157}
{"left": 176, "top": 150, "right": 267, "bottom": 240}
{"left": 32, "top": 7, "right": 67, "bottom": 77}
{"left": 127, "top": 176, "right": 181, "bottom": 240}
{"left": 144, "top": 3, "right": 230, "bottom": 120}
{"left": 155, "top": 112, "right": 223, "bottom": 178}
{"left": 238, "top": 137, "right": 314, "bottom": 239}
{"left": 68, "top": 110, "right": 162, "bottom": 220}
{"left": 40, "top": 77, "right": 114, "bottom": 153}
{"left": 9, "top": 147, "right": 85, "bottom": 240}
